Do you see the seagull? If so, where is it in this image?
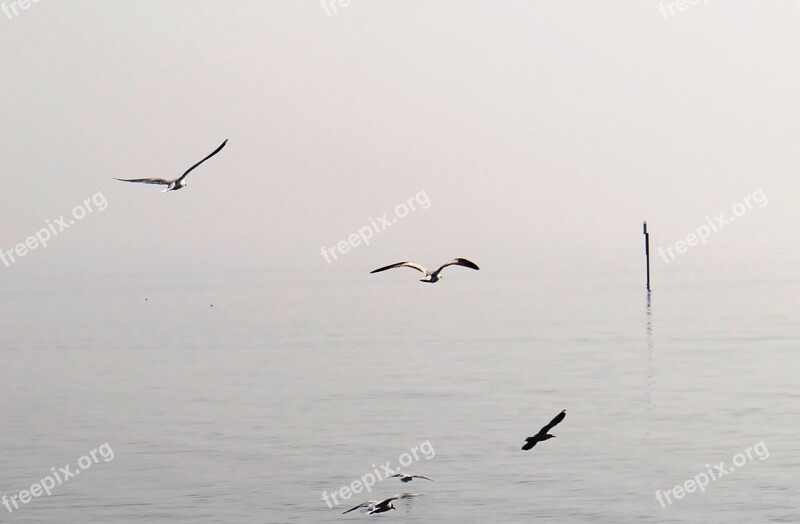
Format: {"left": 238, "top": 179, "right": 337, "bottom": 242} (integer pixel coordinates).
{"left": 114, "top": 139, "right": 228, "bottom": 192}
{"left": 342, "top": 494, "right": 422, "bottom": 515}
{"left": 370, "top": 258, "right": 479, "bottom": 283}
{"left": 522, "top": 409, "right": 566, "bottom": 450}
{"left": 342, "top": 500, "right": 379, "bottom": 515}
{"left": 389, "top": 473, "right": 434, "bottom": 483}
{"left": 342, "top": 496, "right": 398, "bottom": 515}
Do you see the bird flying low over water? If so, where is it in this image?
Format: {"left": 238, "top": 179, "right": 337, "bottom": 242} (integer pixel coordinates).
{"left": 342, "top": 494, "right": 422, "bottom": 515}
{"left": 342, "top": 496, "right": 398, "bottom": 515}
{"left": 389, "top": 473, "right": 434, "bottom": 483}
{"left": 341, "top": 500, "right": 380, "bottom": 515}
{"left": 370, "top": 258, "right": 480, "bottom": 283}
{"left": 114, "top": 139, "right": 228, "bottom": 192}
{"left": 522, "top": 409, "right": 566, "bottom": 451}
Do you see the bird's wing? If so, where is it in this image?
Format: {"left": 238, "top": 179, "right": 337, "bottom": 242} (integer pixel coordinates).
{"left": 411, "top": 475, "right": 434, "bottom": 481}
{"left": 539, "top": 409, "right": 567, "bottom": 434}
{"left": 521, "top": 438, "right": 537, "bottom": 451}
{"left": 342, "top": 501, "right": 375, "bottom": 514}
{"left": 374, "top": 496, "right": 400, "bottom": 508}
{"left": 370, "top": 262, "right": 428, "bottom": 274}
{"left": 433, "top": 258, "right": 480, "bottom": 276}
{"left": 113, "top": 177, "right": 171, "bottom": 185}
{"left": 176, "top": 139, "right": 228, "bottom": 182}
{"left": 398, "top": 493, "right": 424, "bottom": 499}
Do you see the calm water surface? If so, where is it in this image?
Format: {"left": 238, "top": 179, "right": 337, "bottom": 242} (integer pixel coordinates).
{"left": 1, "top": 266, "right": 797, "bottom": 523}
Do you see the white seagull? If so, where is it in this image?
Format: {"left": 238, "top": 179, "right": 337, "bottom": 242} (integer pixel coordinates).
{"left": 389, "top": 473, "right": 434, "bottom": 483}
{"left": 342, "top": 494, "right": 422, "bottom": 515}
{"left": 370, "top": 258, "right": 480, "bottom": 283}
{"left": 342, "top": 496, "right": 398, "bottom": 515}
{"left": 114, "top": 139, "right": 228, "bottom": 192}
{"left": 341, "top": 499, "right": 379, "bottom": 515}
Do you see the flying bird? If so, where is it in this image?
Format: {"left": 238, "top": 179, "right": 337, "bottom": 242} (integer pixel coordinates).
{"left": 370, "top": 258, "right": 479, "bottom": 283}
{"left": 522, "top": 409, "right": 566, "bottom": 451}
{"left": 342, "top": 494, "right": 422, "bottom": 515}
{"left": 342, "top": 496, "right": 398, "bottom": 515}
{"left": 389, "top": 473, "right": 434, "bottom": 483}
{"left": 342, "top": 500, "right": 379, "bottom": 515}
{"left": 114, "top": 139, "right": 228, "bottom": 192}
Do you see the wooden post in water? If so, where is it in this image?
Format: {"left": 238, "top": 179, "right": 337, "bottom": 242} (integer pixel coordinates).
{"left": 643, "top": 221, "right": 651, "bottom": 292}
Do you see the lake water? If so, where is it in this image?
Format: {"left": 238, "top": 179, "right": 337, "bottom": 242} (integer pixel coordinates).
{"left": 1, "top": 264, "right": 797, "bottom": 523}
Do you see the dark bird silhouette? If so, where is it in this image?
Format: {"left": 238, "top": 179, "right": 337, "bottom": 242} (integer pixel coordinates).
{"left": 114, "top": 139, "right": 228, "bottom": 192}
{"left": 522, "top": 409, "right": 566, "bottom": 450}
{"left": 370, "top": 258, "right": 479, "bottom": 283}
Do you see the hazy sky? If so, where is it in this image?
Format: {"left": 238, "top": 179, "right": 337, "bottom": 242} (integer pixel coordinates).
{"left": 2, "top": 1, "right": 798, "bottom": 279}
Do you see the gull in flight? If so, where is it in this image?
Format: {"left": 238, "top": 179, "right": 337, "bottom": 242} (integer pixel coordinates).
{"left": 114, "top": 139, "right": 228, "bottom": 192}
{"left": 370, "top": 258, "right": 480, "bottom": 283}
{"left": 522, "top": 409, "right": 566, "bottom": 451}
{"left": 342, "top": 496, "right": 398, "bottom": 515}
{"left": 342, "top": 494, "right": 422, "bottom": 515}
{"left": 389, "top": 473, "right": 434, "bottom": 483}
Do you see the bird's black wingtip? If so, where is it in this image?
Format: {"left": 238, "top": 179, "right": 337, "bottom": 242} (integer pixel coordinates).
{"left": 457, "top": 258, "right": 480, "bottom": 271}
